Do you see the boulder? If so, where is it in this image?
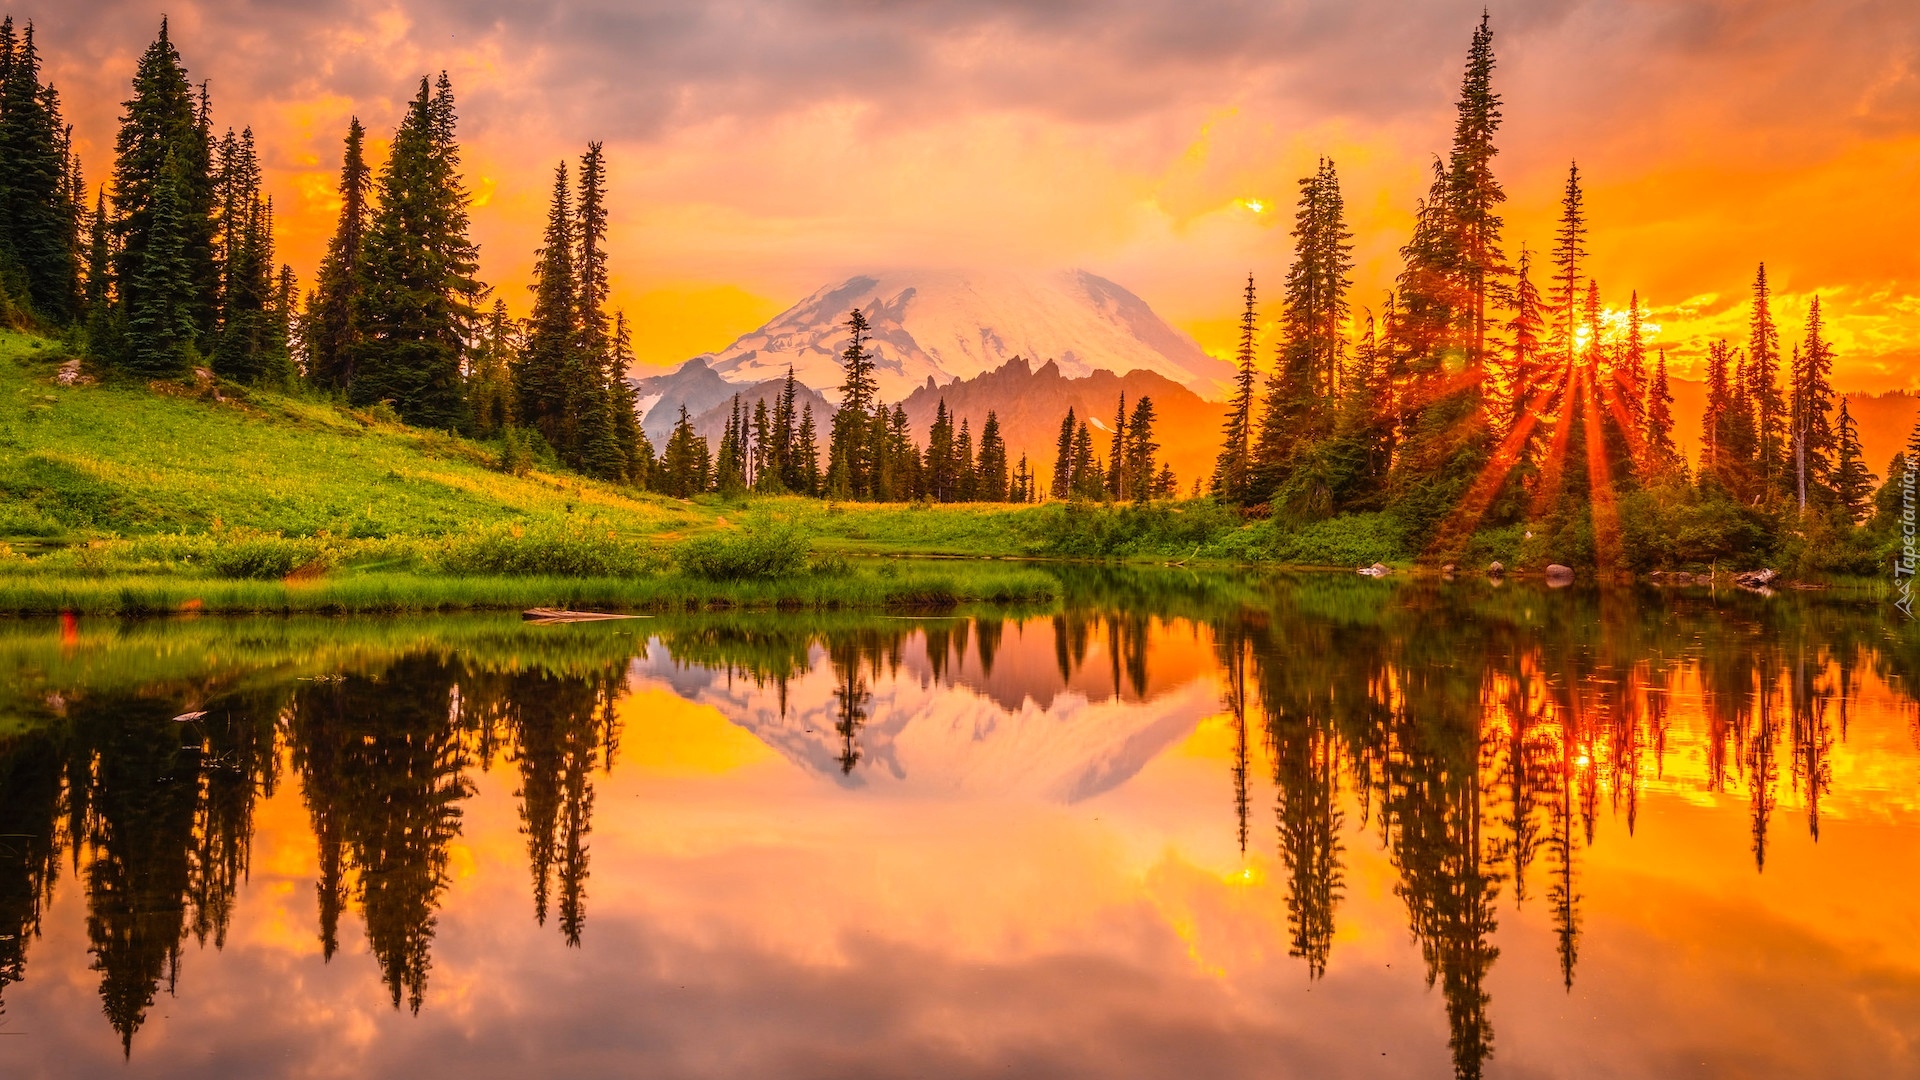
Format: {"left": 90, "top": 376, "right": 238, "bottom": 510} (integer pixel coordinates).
{"left": 1670, "top": 572, "right": 1692, "bottom": 585}
{"left": 1487, "top": 561, "right": 1504, "bottom": 575}
{"left": 1733, "top": 568, "right": 1779, "bottom": 589}
{"left": 1545, "top": 564, "right": 1575, "bottom": 586}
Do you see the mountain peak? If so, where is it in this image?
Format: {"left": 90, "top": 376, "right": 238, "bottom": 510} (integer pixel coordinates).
{"left": 687, "top": 269, "right": 1232, "bottom": 404}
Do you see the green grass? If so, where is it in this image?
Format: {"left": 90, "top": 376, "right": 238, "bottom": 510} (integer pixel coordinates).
{"left": 0, "top": 330, "right": 705, "bottom": 541}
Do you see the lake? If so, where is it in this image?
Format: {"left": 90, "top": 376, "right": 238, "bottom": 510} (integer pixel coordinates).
{"left": 1, "top": 569, "right": 1917, "bottom": 1078}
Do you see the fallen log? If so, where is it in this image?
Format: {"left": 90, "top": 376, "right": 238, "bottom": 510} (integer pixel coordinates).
{"left": 522, "top": 608, "right": 647, "bottom": 624}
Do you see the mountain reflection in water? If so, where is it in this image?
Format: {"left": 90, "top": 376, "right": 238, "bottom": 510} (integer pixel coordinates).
{"left": 1, "top": 572, "right": 1917, "bottom": 1078}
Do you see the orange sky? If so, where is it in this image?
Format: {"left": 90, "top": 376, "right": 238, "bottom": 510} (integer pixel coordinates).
{"left": 25, "top": 1, "right": 1920, "bottom": 391}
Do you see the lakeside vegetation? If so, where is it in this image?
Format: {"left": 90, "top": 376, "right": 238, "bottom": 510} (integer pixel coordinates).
{"left": 0, "top": 14, "right": 1913, "bottom": 603}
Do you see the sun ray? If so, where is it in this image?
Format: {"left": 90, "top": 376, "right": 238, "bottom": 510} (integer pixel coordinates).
{"left": 1428, "top": 364, "right": 1571, "bottom": 555}
{"left": 1580, "top": 366, "right": 1625, "bottom": 573}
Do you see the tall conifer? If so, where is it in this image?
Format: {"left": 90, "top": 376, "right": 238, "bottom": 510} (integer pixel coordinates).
{"left": 306, "top": 117, "right": 369, "bottom": 391}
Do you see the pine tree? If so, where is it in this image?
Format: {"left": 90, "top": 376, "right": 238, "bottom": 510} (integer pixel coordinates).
{"left": 955, "top": 418, "right": 977, "bottom": 502}
{"left": 1616, "top": 290, "right": 1647, "bottom": 434}
{"left": 1012, "top": 454, "right": 1033, "bottom": 504}
{"left": 774, "top": 365, "right": 801, "bottom": 491}
{"left": 1550, "top": 163, "right": 1587, "bottom": 364}
{"left": 210, "top": 133, "right": 283, "bottom": 384}
{"left": 607, "top": 312, "right": 649, "bottom": 483}
{"left": 1747, "top": 264, "right": 1788, "bottom": 500}
{"left": 1445, "top": 11, "right": 1507, "bottom": 368}
{"left": 1502, "top": 245, "right": 1546, "bottom": 430}
{"left": 750, "top": 397, "right": 774, "bottom": 491}
{"left": 827, "top": 309, "right": 878, "bottom": 497}
{"left": 1256, "top": 160, "right": 1354, "bottom": 500}
{"left": 1124, "top": 395, "right": 1159, "bottom": 504}
{"left": 1070, "top": 421, "right": 1100, "bottom": 498}
{"left": 1106, "top": 391, "right": 1128, "bottom": 500}
{"left": 1791, "top": 295, "right": 1836, "bottom": 511}
{"left": 1832, "top": 397, "right": 1874, "bottom": 521}
{"left": 660, "top": 404, "right": 709, "bottom": 497}
{"left": 123, "top": 143, "right": 200, "bottom": 376}
{"left": 0, "top": 19, "right": 80, "bottom": 323}
{"left": 306, "top": 117, "right": 369, "bottom": 392}
{"left": 1213, "top": 273, "right": 1259, "bottom": 501}
{"left": 925, "top": 399, "right": 957, "bottom": 501}
{"left": 714, "top": 394, "right": 747, "bottom": 493}
{"left": 1645, "top": 348, "right": 1679, "bottom": 478}
{"left": 795, "top": 402, "right": 822, "bottom": 496}
{"left": 1051, "top": 408, "right": 1076, "bottom": 499}
{"left": 977, "top": 411, "right": 1009, "bottom": 502}
{"left": 110, "top": 19, "right": 215, "bottom": 368}
{"left": 350, "top": 75, "right": 480, "bottom": 429}
{"left": 467, "top": 298, "right": 517, "bottom": 436}
{"left": 516, "top": 162, "right": 581, "bottom": 453}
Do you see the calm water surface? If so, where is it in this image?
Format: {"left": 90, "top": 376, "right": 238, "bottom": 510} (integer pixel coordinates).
{"left": 1, "top": 571, "right": 1917, "bottom": 1078}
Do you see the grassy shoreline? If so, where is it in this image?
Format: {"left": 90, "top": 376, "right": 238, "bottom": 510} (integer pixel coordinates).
{"left": 0, "top": 563, "right": 1063, "bottom": 616}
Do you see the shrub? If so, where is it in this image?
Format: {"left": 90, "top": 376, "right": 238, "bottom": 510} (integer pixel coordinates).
{"left": 209, "top": 534, "right": 333, "bottom": 579}
{"left": 439, "top": 524, "right": 657, "bottom": 578}
{"left": 674, "top": 521, "right": 811, "bottom": 580}
{"left": 1270, "top": 512, "right": 1409, "bottom": 566}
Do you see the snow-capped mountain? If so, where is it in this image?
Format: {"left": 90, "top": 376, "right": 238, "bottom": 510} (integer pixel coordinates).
{"left": 675, "top": 269, "right": 1234, "bottom": 405}
{"left": 626, "top": 623, "right": 1221, "bottom": 801}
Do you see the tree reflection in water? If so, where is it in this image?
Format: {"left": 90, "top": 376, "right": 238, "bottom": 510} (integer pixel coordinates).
{"left": 0, "top": 572, "right": 1914, "bottom": 1076}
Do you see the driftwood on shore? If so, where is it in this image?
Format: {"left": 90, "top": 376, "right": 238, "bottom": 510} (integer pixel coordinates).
{"left": 522, "top": 608, "right": 648, "bottom": 624}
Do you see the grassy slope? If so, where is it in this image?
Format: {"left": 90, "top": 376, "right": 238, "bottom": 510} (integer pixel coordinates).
{"left": 0, "top": 333, "right": 1068, "bottom": 612}
{"left": 0, "top": 330, "right": 698, "bottom": 541}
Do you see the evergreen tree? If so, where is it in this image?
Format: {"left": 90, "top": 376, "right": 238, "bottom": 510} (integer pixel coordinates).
{"left": 955, "top": 418, "right": 977, "bottom": 501}
{"left": 925, "top": 399, "right": 958, "bottom": 501}
{"left": 1550, "top": 163, "right": 1587, "bottom": 364}
{"left": 1645, "top": 348, "right": 1679, "bottom": 478}
{"left": 350, "top": 74, "right": 480, "bottom": 429}
{"left": 1051, "top": 408, "right": 1076, "bottom": 499}
{"left": 123, "top": 143, "right": 200, "bottom": 375}
{"left": 1105, "top": 391, "right": 1128, "bottom": 499}
{"left": 0, "top": 19, "right": 80, "bottom": 323}
{"left": 977, "top": 411, "right": 1009, "bottom": 502}
{"left": 1502, "top": 245, "right": 1547, "bottom": 430}
{"left": 305, "top": 117, "right": 369, "bottom": 392}
{"left": 1213, "top": 273, "right": 1258, "bottom": 501}
{"left": 774, "top": 366, "right": 801, "bottom": 491}
{"left": 795, "top": 402, "right": 822, "bottom": 495}
{"left": 827, "top": 309, "right": 877, "bottom": 497}
{"left": 515, "top": 162, "right": 581, "bottom": 452}
{"left": 210, "top": 135, "right": 285, "bottom": 384}
{"left": 1616, "top": 290, "right": 1647, "bottom": 435}
{"left": 467, "top": 298, "right": 517, "bottom": 436}
{"left": 1012, "top": 454, "right": 1034, "bottom": 503}
{"left": 1832, "top": 397, "right": 1874, "bottom": 521}
{"left": 1256, "top": 160, "right": 1353, "bottom": 501}
{"left": 607, "top": 312, "right": 649, "bottom": 483}
{"left": 1790, "top": 295, "right": 1836, "bottom": 511}
{"left": 750, "top": 397, "right": 774, "bottom": 491}
{"left": 110, "top": 19, "right": 215, "bottom": 370}
{"left": 714, "top": 394, "right": 747, "bottom": 493}
{"left": 1070, "top": 421, "right": 1100, "bottom": 498}
{"left": 659, "top": 404, "right": 709, "bottom": 498}
{"left": 1445, "top": 12, "right": 1507, "bottom": 368}
{"left": 1746, "top": 263, "right": 1788, "bottom": 500}
{"left": 1123, "top": 395, "right": 1160, "bottom": 504}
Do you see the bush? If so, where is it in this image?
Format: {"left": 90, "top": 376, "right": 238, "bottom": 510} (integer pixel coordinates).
{"left": 208, "top": 533, "right": 333, "bottom": 579}
{"left": 674, "top": 521, "right": 811, "bottom": 580}
{"left": 439, "top": 525, "right": 657, "bottom": 578}
{"left": 1026, "top": 500, "right": 1241, "bottom": 558}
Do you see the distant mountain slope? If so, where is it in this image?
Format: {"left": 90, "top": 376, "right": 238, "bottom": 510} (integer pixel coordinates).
{"left": 679, "top": 269, "right": 1234, "bottom": 405}
{"left": 900, "top": 358, "right": 1226, "bottom": 495}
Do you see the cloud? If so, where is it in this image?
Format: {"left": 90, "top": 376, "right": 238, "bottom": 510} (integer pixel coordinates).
{"left": 18, "top": 0, "right": 1920, "bottom": 387}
